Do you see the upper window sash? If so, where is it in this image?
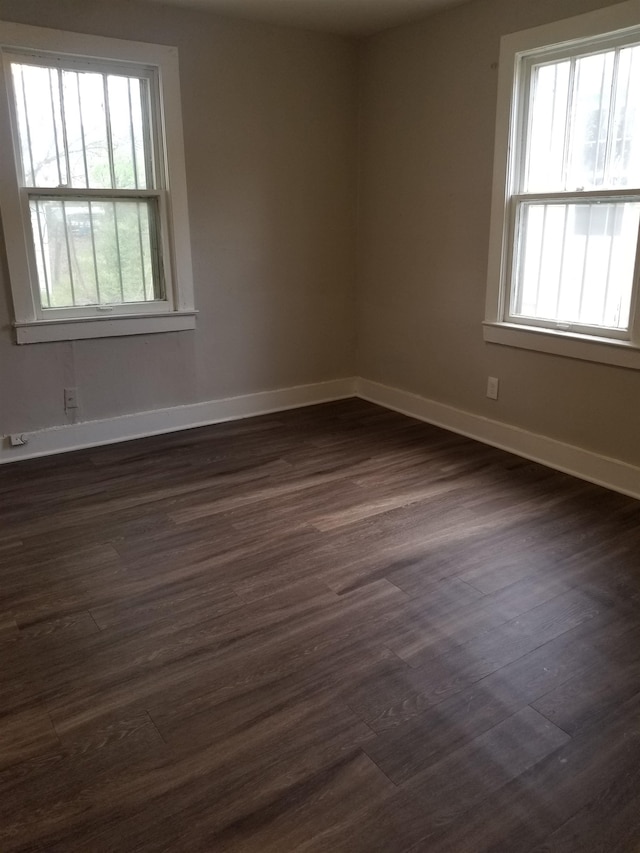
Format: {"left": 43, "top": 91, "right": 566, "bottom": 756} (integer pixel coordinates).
{"left": 4, "top": 52, "right": 160, "bottom": 194}
{"left": 515, "top": 45, "right": 640, "bottom": 197}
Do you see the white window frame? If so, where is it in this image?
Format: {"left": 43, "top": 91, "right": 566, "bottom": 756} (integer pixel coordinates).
{"left": 484, "top": 1, "right": 640, "bottom": 370}
{"left": 0, "top": 21, "right": 196, "bottom": 344}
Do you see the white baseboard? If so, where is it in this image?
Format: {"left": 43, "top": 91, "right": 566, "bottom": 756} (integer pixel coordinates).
{"left": 3, "top": 375, "right": 638, "bottom": 502}
{"left": 0, "top": 377, "right": 357, "bottom": 464}
{"left": 356, "top": 378, "right": 640, "bottom": 501}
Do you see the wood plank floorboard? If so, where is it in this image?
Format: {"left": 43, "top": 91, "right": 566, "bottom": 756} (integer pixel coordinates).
{"left": 1, "top": 398, "right": 639, "bottom": 851}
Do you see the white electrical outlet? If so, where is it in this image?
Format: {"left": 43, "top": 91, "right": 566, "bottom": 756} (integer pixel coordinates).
{"left": 64, "top": 387, "right": 79, "bottom": 411}
{"left": 487, "top": 376, "right": 499, "bottom": 400}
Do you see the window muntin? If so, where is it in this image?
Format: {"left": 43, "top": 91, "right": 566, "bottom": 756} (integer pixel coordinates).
{"left": 7, "top": 55, "right": 165, "bottom": 313}
{"left": 505, "top": 34, "right": 640, "bottom": 340}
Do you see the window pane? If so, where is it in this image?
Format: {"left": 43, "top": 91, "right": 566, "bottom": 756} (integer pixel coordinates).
{"left": 29, "top": 198, "right": 160, "bottom": 308}
{"left": 610, "top": 46, "right": 640, "bottom": 187}
{"left": 525, "top": 45, "right": 640, "bottom": 192}
{"left": 525, "top": 60, "right": 572, "bottom": 191}
{"left": 11, "top": 63, "right": 151, "bottom": 190}
{"left": 512, "top": 201, "right": 640, "bottom": 330}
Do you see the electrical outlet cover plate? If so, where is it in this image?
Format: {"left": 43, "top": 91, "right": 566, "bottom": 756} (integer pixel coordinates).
{"left": 487, "top": 377, "right": 499, "bottom": 400}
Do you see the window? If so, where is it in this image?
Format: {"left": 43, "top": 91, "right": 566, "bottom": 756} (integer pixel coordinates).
{"left": 0, "top": 22, "right": 195, "bottom": 343}
{"left": 485, "top": 3, "right": 640, "bottom": 370}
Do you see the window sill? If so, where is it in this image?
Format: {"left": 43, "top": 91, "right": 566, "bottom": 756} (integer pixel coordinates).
{"left": 483, "top": 321, "right": 640, "bottom": 371}
{"left": 14, "top": 311, "right": 197, "bottom": 344}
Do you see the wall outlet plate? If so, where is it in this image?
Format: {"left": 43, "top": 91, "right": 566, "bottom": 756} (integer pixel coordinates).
{"left": 487, "top": 377, "right": 499, "bottom": 400}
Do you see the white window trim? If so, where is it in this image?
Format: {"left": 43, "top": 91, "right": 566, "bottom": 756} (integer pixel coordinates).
{"left": 484, "top": 1, "right": 640, "bottom": 370}
{"left": 0, "top": 21, "right": 196, "bottom": 343}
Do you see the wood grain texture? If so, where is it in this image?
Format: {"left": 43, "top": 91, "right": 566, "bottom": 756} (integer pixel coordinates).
{"left": 1, "top": 398, "right": 639, "bottom": 851}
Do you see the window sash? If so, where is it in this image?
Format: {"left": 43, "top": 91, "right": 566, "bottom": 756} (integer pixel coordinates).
{"left": 504, "top": 190, "right": 640, "bottom": 338}
{"left": 6, "top": 52, "right": 158, "bottom": 192}
{"left": 518, "top": 44, "right": 640, "bottom": 195}
{"left": 24, "top": 190, "right": 165, "bottom": 313}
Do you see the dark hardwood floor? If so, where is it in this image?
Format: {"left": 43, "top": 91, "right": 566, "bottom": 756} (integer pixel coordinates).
{"left": 1, "top": 399, "right": 640, "bottom": 851}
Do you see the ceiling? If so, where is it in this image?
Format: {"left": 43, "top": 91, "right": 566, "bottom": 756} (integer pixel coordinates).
{"left": 139, "top": 0, "right": 473, "bottom": 36}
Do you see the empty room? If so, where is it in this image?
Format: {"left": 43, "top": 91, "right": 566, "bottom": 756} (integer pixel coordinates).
{"left": 0, "top": 0, "right": 639, "bottom": 849}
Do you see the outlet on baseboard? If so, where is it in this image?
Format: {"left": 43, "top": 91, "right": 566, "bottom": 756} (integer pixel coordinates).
{"left": 486, "top": 376, "right": 499, "bottom": 400}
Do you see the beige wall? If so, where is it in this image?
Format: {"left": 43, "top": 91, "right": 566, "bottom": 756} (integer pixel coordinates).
{"left": 2, "top": 0, "right": 639, "bottom": 472}
{"left": 0, "top": 0, "right": 357, "bottom": 433}
{"left": 358, "top": 0, "right": 640, "bottom": 467}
